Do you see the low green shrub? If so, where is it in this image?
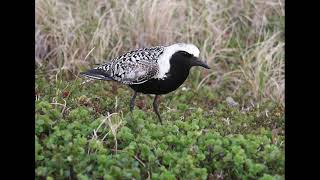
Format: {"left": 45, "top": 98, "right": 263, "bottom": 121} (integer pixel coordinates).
{"left": 36, "top": 99, "right": 284, "bottom": 179}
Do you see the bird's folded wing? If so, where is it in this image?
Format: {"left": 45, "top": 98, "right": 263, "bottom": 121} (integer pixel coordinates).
{"left": 111, "top": 60, "right": 159, "bottom": 84}
{"left": 92, "top": 46, "right": 164, "bottom": 84}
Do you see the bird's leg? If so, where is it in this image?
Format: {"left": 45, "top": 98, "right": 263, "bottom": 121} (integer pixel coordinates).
{"left": 130, "top": 91, "right": 138, "bottom": 112}
{"left": 153, "top": 95, "right": 163, "bottom": 124}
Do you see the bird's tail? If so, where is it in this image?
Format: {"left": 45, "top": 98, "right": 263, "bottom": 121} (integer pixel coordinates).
{"left": 80, "top": 69, "right": 113, "bottom": 81}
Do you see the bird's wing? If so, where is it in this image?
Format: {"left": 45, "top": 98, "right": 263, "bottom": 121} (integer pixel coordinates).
{"left": 93, "top": 46, "right": 164, "bottom": 84}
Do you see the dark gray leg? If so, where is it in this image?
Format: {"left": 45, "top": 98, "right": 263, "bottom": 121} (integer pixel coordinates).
{"left": 153, "top": 95, "right": 163, "bottom": 124}
{"left": 130, "top": 91, "right": 137, "bottom": 112}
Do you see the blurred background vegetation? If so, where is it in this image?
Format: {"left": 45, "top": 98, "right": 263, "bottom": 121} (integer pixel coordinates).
{"left": 36, "top": 0, "right": 284, "bottom": 106}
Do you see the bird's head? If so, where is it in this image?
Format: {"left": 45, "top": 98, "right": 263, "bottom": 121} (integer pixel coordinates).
{"left": 170, "top": 43, "right": 210, "bottom": 69}
{"left": 156, "top": 43, "right": 210, "bottom": 79}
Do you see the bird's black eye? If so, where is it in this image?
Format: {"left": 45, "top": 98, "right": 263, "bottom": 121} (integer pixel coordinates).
{"left": 180, "top": 51, "right": 192, "bottom": 57}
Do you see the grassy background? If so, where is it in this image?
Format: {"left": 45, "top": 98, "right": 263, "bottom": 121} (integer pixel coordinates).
{"left": 35, "top": 0, "right": 284, "bottom": 179}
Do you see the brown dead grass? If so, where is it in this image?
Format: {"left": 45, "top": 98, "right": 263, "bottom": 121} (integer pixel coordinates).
{"left": 35, "top": 0, "right": 284, "bottom": 105}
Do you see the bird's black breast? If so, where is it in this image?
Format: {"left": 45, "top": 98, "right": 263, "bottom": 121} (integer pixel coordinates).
{"left": 129, "top": 75, "right": 188, "bottom": 95}
{"left": 129, "top": 51, "right": 192, "bottom": 95}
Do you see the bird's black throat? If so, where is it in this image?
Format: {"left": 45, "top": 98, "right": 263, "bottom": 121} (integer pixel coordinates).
{"left": 129, "top": 51, "right": 193, "bottom": 95}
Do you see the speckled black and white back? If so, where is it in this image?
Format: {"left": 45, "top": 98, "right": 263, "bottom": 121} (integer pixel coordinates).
{"left": 89, "top": 46, "right": 164, "bottom": 84}
{"left": 80, "top": 43, "right": 200, "bottom": 85}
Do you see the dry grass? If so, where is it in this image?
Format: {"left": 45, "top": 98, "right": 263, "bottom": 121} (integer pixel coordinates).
{"left": 89, "top": 112, "right": 123, "bottom": 154}
{"left": 35, "top": 0, "right": 284, "bottom": 105}
{"left": 239, "top": 32, "right": 284, "bottom": 105}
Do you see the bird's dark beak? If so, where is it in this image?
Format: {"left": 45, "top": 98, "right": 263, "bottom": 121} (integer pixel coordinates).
{"left": 191, "top": 57, "right": 210, "bottom": 69}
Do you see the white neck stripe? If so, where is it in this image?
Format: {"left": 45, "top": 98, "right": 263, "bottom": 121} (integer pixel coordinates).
{"left": 156, "top": 43, "right": 200, "bottom": 79}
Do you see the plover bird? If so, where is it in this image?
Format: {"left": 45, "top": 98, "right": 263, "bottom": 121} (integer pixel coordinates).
{"left": 80, "top": 43, "right": 210, "bottom": 124}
